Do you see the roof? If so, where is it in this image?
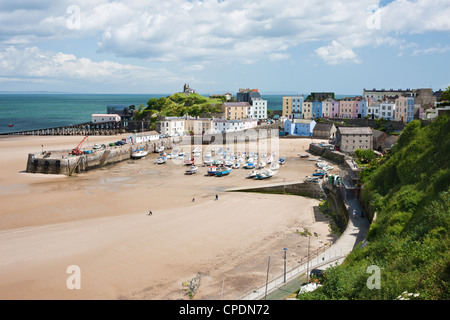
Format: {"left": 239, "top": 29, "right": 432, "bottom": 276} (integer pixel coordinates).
{"left": 292, "top": 119, "right": 315, "bottom": 124}
{"left": 338, "top": 127, "right": 373, "bottom": 135}
{"left": 313, "top": 122, "right": 335, "bottom": 131}
{"left": 223, "top": 102, "right": 251, "bottom": 107}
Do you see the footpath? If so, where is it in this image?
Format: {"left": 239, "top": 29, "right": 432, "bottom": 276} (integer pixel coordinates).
{"left": 239, "top": 191, "right": 370, "bottom": 300}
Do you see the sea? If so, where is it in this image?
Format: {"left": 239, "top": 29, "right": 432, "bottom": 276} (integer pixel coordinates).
{"left": 0, "top": 93, "right": 353, "bottom": 134}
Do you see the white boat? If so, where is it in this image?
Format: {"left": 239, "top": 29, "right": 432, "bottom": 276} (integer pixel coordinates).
{"left": 185, "top": 165, "right": 198, "bottom": 175}
{"left": 155, "top": 156, "right": 167, "bottom": 164}
{"left": 247, "top": 170, "right": 259, "bottom": 178}
{"left": 184, "top": 157, "right": 194, "bottom": 165}
{"left": 224, "top": 161, "right": 234, "bottom": 167}
{"left": 266, "top": 155, "right": 273, "bottom": 164}
{"left": 255, "top": 169, "right": 275, "bottom": 180}
{"left": 154, "top": 146, "right": 165, "bottom": 153}
{"left": 316, "top": 162, "right": 329, "bottom": 168}
{"left": 233, "top": 163, "right": 240, "bottom": 169}
{"left": 131, "top": 150, "right": 148, "bottom": 159}
{"left": 258, "top": 161, "right": 266, "bottom": 169}
{"left": 244, "top": 162, "right": 256, "bottom": 169}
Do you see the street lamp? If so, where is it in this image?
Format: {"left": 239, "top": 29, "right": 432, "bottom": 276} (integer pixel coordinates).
{"left": 283, "top": 248, "right": 288, "bottom": 283}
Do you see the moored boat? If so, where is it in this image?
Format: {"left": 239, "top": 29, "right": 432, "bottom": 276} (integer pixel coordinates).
{"left": 155, "top": 156, "right": 167, "bottom": 164}
{"left": 247, "top": 170, "right": 259, "bottom": 178}
{"left": 215, "top": 167, "right": 232, "bottom": 177}
{"left": 131, "top": 148, "right": 148, "bottom": 159}
{"left": 185, "top": 165, "right": 198, "bottom": 175}
{"left": 207, "top": 166, "right": 218, "bottom": 176}
{"left": 255, "top": 169, "right": 275, "bottom": 180}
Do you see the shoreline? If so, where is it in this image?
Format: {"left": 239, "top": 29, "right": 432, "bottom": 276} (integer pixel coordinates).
{"left": 0, "top": 134, "right": 336, "bottom": 299}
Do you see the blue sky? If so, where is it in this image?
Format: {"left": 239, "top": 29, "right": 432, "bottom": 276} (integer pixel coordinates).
{"left": 0, "top": 0, "right": 449, "bottom": 95}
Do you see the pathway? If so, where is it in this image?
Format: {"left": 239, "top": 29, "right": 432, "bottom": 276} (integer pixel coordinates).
{"left": 239, "top": 190, "right": 370, "bottom": 300}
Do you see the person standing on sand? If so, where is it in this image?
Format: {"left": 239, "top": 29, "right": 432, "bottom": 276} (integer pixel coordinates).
{"left": 148, "top": 209, "right": 153, "bottom": 216}
{"left": 215, "top": 195, "right": 218, "bottom": 201}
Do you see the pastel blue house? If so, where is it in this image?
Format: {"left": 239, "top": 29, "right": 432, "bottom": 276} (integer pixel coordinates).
{"left": 292, "top": 96, "right": 304, "bottom": 119}
{"left": 312, "top": 102, "right": 322, "bottom": 118}
{"left": 284, "top": 119, "right": 317, "bottom": 136}
{"left": 360, "top": 99, "right": 368, "bottom": 118}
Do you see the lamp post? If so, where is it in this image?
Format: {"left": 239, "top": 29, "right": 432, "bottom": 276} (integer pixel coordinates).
{"left": 283, "top": 248, "right": 288, "bottom": 283}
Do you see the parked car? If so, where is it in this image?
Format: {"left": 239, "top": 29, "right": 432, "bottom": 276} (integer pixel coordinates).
{"left": 310, "top": 268, "right": 325, "bottom": 282}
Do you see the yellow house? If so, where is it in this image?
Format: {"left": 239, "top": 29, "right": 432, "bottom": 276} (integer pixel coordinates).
{"left": 222, "top": 102, "right": 250, "bottom": 120}
{"left": 185, "top": 117, "right": 213, "bottom": 135}
{"left": 302, "top": 101, "right": 312, "bottom": 119}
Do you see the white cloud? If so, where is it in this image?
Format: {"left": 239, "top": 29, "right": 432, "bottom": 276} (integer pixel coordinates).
{"left": 315, "top": 41, "right": 361, "bottom": 65}
{"left": 0, "top": 46, "right": 183, "bottom": 88}
{"left": 412, "top": 45, "right": 450, "bottom": 56}
{"left": 1, "top": 0, "right": 450, "bottom": 67}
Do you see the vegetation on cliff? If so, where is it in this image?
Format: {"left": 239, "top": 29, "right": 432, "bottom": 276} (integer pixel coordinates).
{"left": 134, "top": 93, "right": 223, "bottom": 121}
{"left": 299, "top": 112, "right": 450, "bottom": 300}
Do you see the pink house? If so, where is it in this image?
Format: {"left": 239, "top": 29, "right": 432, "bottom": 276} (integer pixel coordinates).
{"left": 353, "top": 98, "right": 361, "bottom": 118}
{"left": 322, "top": 99, "right": 339, "bottom": 118}
{"left": 339, "top": 98, "right": 354, "bottom": 119}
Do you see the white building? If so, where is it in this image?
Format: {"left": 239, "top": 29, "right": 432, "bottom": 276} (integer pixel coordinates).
{"left": 249, "top": 98, "right": 268, "bottom": 120}
{"left": 379, "top": 101, "right": 396, "bottom": 120}
{"left": 127, "top": 131, "right": 160, "bottom": 144}
{"left": 92, "top": 114, "right": 121, "bottom": 123}
{"left": 241, "top": 118, "right": 258, "bottom": 130}
{"left": 367, "top": 102, "right": 381, "bottom": 119}
{"left": 212, "top": 118, "right": 258, "bottom": 134}
{"left": 158, "top": 117, "right": 185, "bottom": 137}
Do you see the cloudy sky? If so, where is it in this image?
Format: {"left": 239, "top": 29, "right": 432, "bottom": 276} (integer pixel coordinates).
{"left": 0, "top": 0, "right": 449, "bottom": 95}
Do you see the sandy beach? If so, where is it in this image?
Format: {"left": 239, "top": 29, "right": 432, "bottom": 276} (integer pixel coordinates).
{"left": 0, "top": 134, "right": 336, "bottom": 300}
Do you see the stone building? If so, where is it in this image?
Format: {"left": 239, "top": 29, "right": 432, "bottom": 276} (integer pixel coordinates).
{"left": 336, "top": 127, "right": 373, "bottom": 153}
{"left": 313, "top": 122, "right": 337, "bottom": 140}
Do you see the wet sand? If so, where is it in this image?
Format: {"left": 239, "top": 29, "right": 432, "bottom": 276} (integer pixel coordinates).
{"left": 0, "top": 134, "right": 335, "bottom": 300}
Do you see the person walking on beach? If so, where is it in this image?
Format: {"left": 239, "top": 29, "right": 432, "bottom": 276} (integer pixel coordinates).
{"left": 215, "top": 194, "right": 219, "bottom": 201}
{"left": 148, "top": 209, "right": 153, "bottom": 216}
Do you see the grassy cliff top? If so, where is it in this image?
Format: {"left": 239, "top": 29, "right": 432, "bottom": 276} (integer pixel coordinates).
{"left": 299, "top": 112, "right": 450, "bottom": 300}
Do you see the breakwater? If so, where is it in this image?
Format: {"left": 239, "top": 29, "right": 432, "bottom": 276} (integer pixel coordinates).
{"left": 228, "top": 180, "right": 326, "bottom": 199}
{"left": 25, "top": 138, "right": 171, "bottom": 176}
{"left": 308, "top": 143, "right": 346, "bottom": 164}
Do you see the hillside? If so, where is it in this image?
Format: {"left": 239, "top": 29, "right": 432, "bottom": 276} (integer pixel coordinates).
{"left": 134, "top": 92, "right": 223, "bottom": 121}
{"left": 299, "top": 112, "right": 450, "bottom": 300}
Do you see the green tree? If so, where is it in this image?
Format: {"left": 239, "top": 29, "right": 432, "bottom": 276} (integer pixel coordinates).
{"left": 441, "top": 86, "right": 450, "bottom": 102}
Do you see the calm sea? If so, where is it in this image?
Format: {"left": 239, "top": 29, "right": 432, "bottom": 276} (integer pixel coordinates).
{"left": 0, "top": 93, "right": 353, "bottom": 134}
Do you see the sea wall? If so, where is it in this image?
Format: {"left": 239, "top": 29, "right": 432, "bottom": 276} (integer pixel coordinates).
{"left": 228, "top": 181, "right": 326, "bottom": 199}
{"left": 308, "top": 143, "right": 346, "bottom": 164}
{"left": 26, "top": 141, "right": 156, "bottom": 176}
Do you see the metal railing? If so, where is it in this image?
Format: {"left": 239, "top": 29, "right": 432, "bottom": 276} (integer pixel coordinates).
{"left": 238, "top": 243, "right": 345, "bottom": 300}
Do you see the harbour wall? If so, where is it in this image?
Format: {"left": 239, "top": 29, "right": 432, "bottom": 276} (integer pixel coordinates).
{"left": 26, "top": 137, "right": 173, "bottom": 176}
{"left": 228, "top": 180, "right": 326, "bottom": 199}
{"left": 308, "top": 143, "right": 346, "bottom": 164}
